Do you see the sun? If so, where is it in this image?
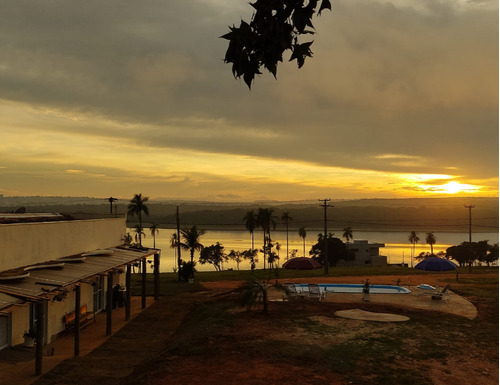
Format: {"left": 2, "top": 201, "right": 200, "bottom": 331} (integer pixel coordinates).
{"left": 433, "top": 181, "right": 480, "bottom": 194}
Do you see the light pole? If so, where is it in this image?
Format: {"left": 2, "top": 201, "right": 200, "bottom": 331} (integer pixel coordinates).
{"left": 465, "top": 205, "right": 475, "bottom": 271}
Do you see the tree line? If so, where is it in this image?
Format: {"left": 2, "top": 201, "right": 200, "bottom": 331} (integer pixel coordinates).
{"left": 126, "top": 193, "right": 498, "bottom": 279}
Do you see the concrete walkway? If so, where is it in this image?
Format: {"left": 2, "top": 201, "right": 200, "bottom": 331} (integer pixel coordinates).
{"left": 267, "top": 285, "right": 478, "bottom": 319}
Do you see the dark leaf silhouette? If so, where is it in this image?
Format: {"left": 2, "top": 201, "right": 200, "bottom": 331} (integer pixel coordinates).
{"left": 289, "top": 41, "right": 313, "bottom": 68}
{"left": 221, "top": 0, "right": 332, "bottom": 89}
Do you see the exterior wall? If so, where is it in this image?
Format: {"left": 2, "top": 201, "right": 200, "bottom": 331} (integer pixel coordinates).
{"left": 371, "top": 255, "right": 388, "bottom": 266}
{"left": 0, "top": 218, "right": 126, "bottom": 271}
{"left": 46, "top": 284, "right": 95, "bottom": 342}
{"left": 350, "top": 240, "right": 386, "bottom": 266}
{"left": 10, "top": 304, "right": 30, "bottom": 346}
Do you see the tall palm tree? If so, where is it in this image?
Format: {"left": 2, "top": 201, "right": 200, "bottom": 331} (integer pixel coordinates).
{"left": 281, "top": 211, "right": 293, "bottom": 264}
{"left": 243, "top": 210, "right": 257, "bottom": 250}
{"left": 257, "top": 208, "right": 276, "bottom": 270}
{"left": 170, "top": 233, "right": 179, "bottom": 270}
{"left": 180, "top": 225, "right": 206, "bottom": 263}
{"left": 342, "top": 227, "right": 353, "bottom": 261}
{"left": 149, "top": 224, "right": 160, "bottom": 248}
{"left": 127, "top": 193, "right": 149, "bottom": 246}
{"left": 408, "top": 231, "right": 420, "bottom": 268}
{"left": 298, "top": 226, "right": 307, "bottom": 258}
{"left": 425, "top": 232, "right": 437, "bottom": 255}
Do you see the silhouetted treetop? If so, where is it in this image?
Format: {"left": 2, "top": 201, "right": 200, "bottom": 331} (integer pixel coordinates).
{"left": 221, "top": 0, "right": 332, "bottom": 89}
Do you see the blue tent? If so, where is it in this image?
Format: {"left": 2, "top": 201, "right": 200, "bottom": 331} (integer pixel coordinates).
{"left": 414, "top": 257, "right": 457, "bottom": 271}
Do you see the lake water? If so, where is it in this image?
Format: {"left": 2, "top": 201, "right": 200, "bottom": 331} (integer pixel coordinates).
{"left": 134, "top": 228, "right": 499, "bottom": 272}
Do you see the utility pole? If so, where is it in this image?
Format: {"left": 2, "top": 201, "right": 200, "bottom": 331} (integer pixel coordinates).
{"left": 465, "top": 205, "right": 475, "bottom": 272}
{"left": 107, "top": 197, "right": 117, "bottom": 214}
{"left": 319, "top": 199, "right": 333, "bottom": 275}
{"left": 176, "top": 206, "right": 182, "bottom": 281}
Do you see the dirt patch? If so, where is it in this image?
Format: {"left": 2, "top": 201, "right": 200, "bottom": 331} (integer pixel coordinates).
{"left": 31, "top": 274, "right": 498, "bottom": 385}
{"left": 150, "top": 357, "right": 344, "bottom": 385}
{"left": 334, "top": 308, "right": 410, "bottom": 322}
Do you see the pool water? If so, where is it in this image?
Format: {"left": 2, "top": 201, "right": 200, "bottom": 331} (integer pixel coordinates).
{"left": 295, "top": 283, "right": 411, "bottom": 294}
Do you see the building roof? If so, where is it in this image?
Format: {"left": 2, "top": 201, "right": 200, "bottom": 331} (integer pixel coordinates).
{"left": 0, "top": 292, "right": 22, "bottom": 311}
{"left": 0, "top": 213, "right": 73, "bottom": 224}
{"left": 0, "top": 246, "right": 157, "bottom": 306}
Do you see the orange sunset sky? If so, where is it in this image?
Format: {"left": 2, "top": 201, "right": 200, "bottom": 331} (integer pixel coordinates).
{"left": 0, "top": 0, "right": 497, "bottom": 202}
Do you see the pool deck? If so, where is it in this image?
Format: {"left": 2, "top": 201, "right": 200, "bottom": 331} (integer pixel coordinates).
{"left": 266, "top": 285, "right": 477, "bottom": 320}
{"left": 202, "top": 275, "right": 478, "bottom": 320}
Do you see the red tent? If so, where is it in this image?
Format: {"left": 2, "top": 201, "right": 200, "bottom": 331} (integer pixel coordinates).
{"left": 282, "top": 257, "right": 322, "bottom": 270}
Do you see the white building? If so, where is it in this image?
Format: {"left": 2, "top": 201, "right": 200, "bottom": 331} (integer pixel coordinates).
{"left": 347, "top": 240, "right": 387, "bottom": 266}
{"left": 0, "top": 213, "right": 159, "bottom": 373}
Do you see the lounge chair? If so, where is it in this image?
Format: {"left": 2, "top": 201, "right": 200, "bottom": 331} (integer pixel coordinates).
{"left": 431, "top": 284, "right": 451, "bottom": 302}
{"left": 307, "top": 283, "right": 325, "bottom": 301}
{"left": 283, "top": 282, "right": 304, "bottom": 301}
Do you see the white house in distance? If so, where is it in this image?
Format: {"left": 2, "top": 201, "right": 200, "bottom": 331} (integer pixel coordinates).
{"left": 345, "top": 240, "right": 387, "bottom": 266}
{"left": 0, "top": 212, "right": 160, "bottom": 374}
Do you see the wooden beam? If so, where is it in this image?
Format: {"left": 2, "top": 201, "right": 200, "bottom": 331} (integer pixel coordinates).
{"left": 74, "top": 285, "right": 81, "bottom": 357}
{"left": 154, "top": 253, "right": 160, "bottom": 301}
{"left": 106, "top": 272, "right": 113, "bottom": 336}
{"left": 125, "top": 264, "right": 131, "bottom": 321}
{"left": 141, "top": 258, "right": 146, "bottom": 309}
{"left": 35, "top": 301, "right": 45, "bottom": 375}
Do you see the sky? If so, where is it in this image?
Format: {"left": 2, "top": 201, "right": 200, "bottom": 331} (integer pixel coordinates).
{"left": 0, "top": 0, "right": 498, "bottom": 202}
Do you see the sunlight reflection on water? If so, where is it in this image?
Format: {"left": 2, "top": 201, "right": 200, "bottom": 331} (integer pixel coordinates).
{"left": 131, "top": 228, "right": 498, "bottom": 272}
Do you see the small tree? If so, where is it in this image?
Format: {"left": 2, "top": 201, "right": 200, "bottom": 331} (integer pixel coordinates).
{"left": 239, "top": 279, "right": 270, "bottom": 314}
{"left": 199, "top": 243, "right": 228, "bottom": 271}
{"left": 180, "top": 225, "right": 206, "bottom": 264}
{"left": 242, "top": 249, "right": 259, "bottom": 270}
{"left": 228, "top": 250, "right": 243, "bottom": 270}
{"left": 310, "top": 234, "right": 347, "bottom": 267}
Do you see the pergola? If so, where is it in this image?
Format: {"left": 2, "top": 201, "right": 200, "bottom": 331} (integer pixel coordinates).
{"left": 0, "top": 245, "right": 161, "bottom": 375}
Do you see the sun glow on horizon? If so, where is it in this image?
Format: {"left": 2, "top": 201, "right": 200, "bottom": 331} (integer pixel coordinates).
{"left": 398, "top": 174, "right": 484, "bottom": 195}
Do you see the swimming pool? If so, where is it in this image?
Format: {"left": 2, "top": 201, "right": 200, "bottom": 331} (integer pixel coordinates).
{"left": 295, "top": 283, "right": 411, "bottom": 294}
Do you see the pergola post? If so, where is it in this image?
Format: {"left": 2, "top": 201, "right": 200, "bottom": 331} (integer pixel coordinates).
{"left": 125, "top": 264, "right": 131, "bottom": 321}
{"left": 74, "top": 284, "right": 81, "bottom": 356}
{"left": 35, "top": 301, "right": 45, "bottom": 376}
{"left": 141, "top": 258, "right": 147, "bottom": 309}
{"left": 106, "top": 272, "right": 113, "bottom": 336}
{"left": 154, "top": 252, "right": 160, "bottom": 301}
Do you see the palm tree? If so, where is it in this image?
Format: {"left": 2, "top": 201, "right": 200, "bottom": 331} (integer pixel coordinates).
{"left": 133, "top": 225, "right": 146, "bottom": 244}
{"left": 170, "top": 233, "right": 179, "bottom": 270}
{"left": 298, "top": 226, "right": 306, "bottom": 258}
{"left": 425, "top": 232, "right": 437, "bottom": 255}
{"left": 149, "top": 224, "right": 160, "bottom": 248}
{"left": 342, "top": 227, "right": 353, "bottom": 262}
{"left": 243, "top": 211, "right": 257, "bottom": 250}
{"left": 281, "top": 211, "right": 293, "bottom": 264}
{"left": 275, "top": 241, "right": 281, "bottom": 268}
{"left": 408, "top": 231, "right": 420, "bottom": 268}
{"left": 127, "top": 193, "right": 149, "bottom": 246}
{"left": 180, "top": 225, "right": 206, "bottom": 263}
{"left": 257, "top": 208, "right": 276, "bottom": 270}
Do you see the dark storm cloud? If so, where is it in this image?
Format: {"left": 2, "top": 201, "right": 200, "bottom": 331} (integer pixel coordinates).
{"left": 0, "top": 0, "right": 497, "bottom": 180}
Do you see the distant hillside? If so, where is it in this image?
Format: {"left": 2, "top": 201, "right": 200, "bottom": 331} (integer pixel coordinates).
{"left": 0, "top": 196, "right": 497, "bottom": 233}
